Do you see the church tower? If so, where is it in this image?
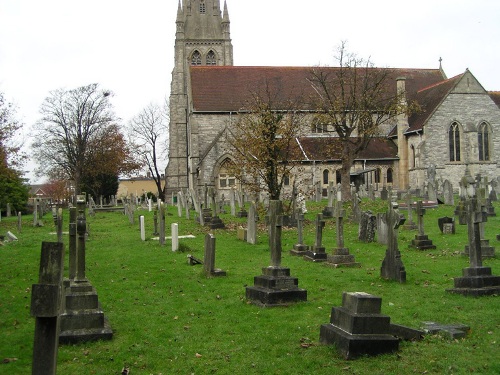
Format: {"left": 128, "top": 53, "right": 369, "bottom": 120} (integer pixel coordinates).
{"left": 166, "top": 0, "right": 233, "bottom": 196}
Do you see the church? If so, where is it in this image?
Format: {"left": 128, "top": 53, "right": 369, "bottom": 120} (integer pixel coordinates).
{"left": 165, "top": 0, "right": 500, "bottom": 199}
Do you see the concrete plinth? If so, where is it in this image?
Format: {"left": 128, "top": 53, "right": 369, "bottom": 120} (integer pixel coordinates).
{"left": 303, "top": 247, "right": 327, "bottom": 262}
{"left": 326, "top": 248, "right": 361, "bottom": 268}
{"left": 447, "top": 267, "right": 500, "bottom": 296}
{"left": 410, "top": 235, "right": 436, "bottom": 250}
{"left": 289, "top": 244, "right": 308, "bottom": 257}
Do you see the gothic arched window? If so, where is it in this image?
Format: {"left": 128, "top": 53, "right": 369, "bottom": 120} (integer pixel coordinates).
{"left": 206, "top": 50, "right": 217, "bottom": 66}
{"left": 218, "top": 159, "right": 236, "bottom": 189}
{"left": 191, "top": 50, "right": 202, "bottom": 65}
{"left": 374, "top": 168, "right": 381, "bottom": 184}
{"left": 478, "top": 122, "right": 490, "bottom": 161}
{"left": 449, "top": 122, "right": 461, "bottom": 162}
{"left": 387, "top": 168, "right": 393, "bottom": 184}
{"left": 323, "top": 169, "right": 329, "bottom": 185}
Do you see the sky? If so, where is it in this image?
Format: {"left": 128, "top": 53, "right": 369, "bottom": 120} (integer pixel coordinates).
{"left": 1, "top": 0, "right": 499, "bottom": 182}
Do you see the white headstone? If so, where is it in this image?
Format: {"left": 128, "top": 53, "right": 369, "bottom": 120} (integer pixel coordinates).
{"left": 140, "top": 216, "right": 146, "bottom": 241}
{"left": 171, "top": 223, "right": 179, "bottom": 252}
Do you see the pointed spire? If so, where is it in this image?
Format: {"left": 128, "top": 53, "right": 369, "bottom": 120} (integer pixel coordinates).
{"left": 223, "top": 0, "right": 230, "bottom": 22}
{"left": 176, "top": 0, "right": 183, "bottom": 22}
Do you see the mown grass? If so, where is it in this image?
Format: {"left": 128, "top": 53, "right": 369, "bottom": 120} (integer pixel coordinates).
{"left": 0, "top": 198, "right": 499, "bottom": 374}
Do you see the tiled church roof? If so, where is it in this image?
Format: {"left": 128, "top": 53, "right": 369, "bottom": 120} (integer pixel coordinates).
{"left": 190, "top": 66, "right": 446, "bottom": 113}
{"left": 489, "top": 91, "right": 500, "bottom": 108}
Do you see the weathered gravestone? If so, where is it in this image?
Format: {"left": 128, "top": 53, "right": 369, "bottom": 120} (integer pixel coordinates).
{"left": 290, "top": 211, "right": 308, "bottom": 256}
{"left": 443, "top": 180, "right": 454, "bottom": 206}
{"left": 322, "top": 182, "right": 335, "bottom": 218}
{"left": 327, "top": 201, "right": 360, "bottom": 267}
{"left": 409, "top": 201, "right": 436, "bottom": 250}
{"left": 376, "top": 212, "right": 388, "bottom": 245}
{"left": 358, "top": 210, "right": 376, "bottom": 243}
{"left": 304, "top": 214, "right": 327, "bottom": 262}
{"left": 438, "top": 216, "right": 455, "bottom": 234}
{"left": 380, "top": 202, "right": 407, "bottom": 283}
{"left": 203, "top": 233, "right": 226, "bottom": 277}
{"left": 59, "top": 195, "right": 113, "bottom": 344}
{"left": 171, "top": 223, "right": 179, "bottom": 251}
{"left": 208, "top": 188, "right": 225, "bottom": 229}
{"left": 31, "top": 242, "right": 64, "bottom": 375}
{"left": 245, "top": 200, "right": 307, "bottom": 306}
{"left": 402, "top": 192, "right": 417, "bottom": 230}
{"left": 463, "top": 203, "right": 495, "bottom": 258}
{"left": 319, "top": 292, "right": 399, "bottom": 359}
{"left": 247, "top": 201, "right": 258, "bottom": 244}
{"left": 447, "top": 197, "right": 500, "bottom": 296}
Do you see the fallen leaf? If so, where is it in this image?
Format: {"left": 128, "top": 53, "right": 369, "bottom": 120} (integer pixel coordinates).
{"left": 195, "top": 353, "right": 202, "bottom": 358}
{"left": 3, "top": 358, "right": 18, "bottom": 364}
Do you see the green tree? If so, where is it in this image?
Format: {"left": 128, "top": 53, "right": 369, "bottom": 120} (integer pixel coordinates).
{"left": 0, "top": 91, "right": 29, "bottom": 213}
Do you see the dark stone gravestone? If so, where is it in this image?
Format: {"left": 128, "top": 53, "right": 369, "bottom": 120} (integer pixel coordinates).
{"left": 320, "top": 292, "right": 399, "bottom": 359}
{"left": 402, "top": 192, "right": 417, "bottom": 230}
{"left": 203, "top": 234, "right": 226, "bottom": 277}
{"left": 208, "top": 188, "right": 225, "bottom": 229}
{"left": 380, "top": 187, "right": 388, "bottom": 200}
{"left": 447, "top": 197, "right": 500, "bottom": 296}
{"left": 290, "top": 211, "right": 308, "bottom": 256}
{"left": 304, "top": 214, "right": 327, "bottom": 262}
{"left": 31, "top": 242, "right": 64, "bottom": 375}
{"left": 327, "top": 201, "right": 360, "bottom": 268}
{"left": 358, "top": 210, "right": 376, "bottom": 243}
{"left": 454, "top": 199, "right": 467, "bottom": 225}
{"left": 409, "top": 201, "right": 436, "bottom": 250}
{"left": 380, "top": 202, "right": 407, "bottom": 283}
{"left": 59, "top": 195, "right": 113, "bottom": 344}
{"left": 246, "top": 200, "right": 307, "bottom": 306}
{"left": 438, "top": 216, "right": 455, "bottom": 234}
{"left": 421, "top": 322, "right": 470, "bottom": 340}
{"left": 485, "top": 197, "right": 496, "bottom": 217}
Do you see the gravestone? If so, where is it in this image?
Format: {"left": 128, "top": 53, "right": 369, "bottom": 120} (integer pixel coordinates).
{"left": 203, "top": 234, "right": 226, "bottom": 277}
{"left": 304, "top": 214, "right": 327, "bottom": 262}
{"left": 358, "top": 210, "right": 376, "bottom": 243}
{"left": 229, "top": 188, "right": 236, "bottom": 216}
{"left": 447, "top": 197, "right": 500, "bottom": 296}
{"left": 376, "top": 213, "right": 388, "bottom": 245}
{"left": 438, "top": 217, "right": 455, "bottom": 234}
{"left": 380, "top": 202, "right": 407, "bottom": 283}
{"left": 409, "top": 201, "right": 436, "bottom": 250}
{"left": 171, "top": 223, "right": 179, "bottom": 251}
{"left": 17, "top": 212, "right": 22, "bottom": 232}
{"left": 59, "top": 195, "right": 113, "bottom": 344}
{"left": 322, "top": 182, "right": 335, "bottom": 218}
{"left": 454, "top": 199, "right": 467, "bottom": 225}
{"left": 443, "top": 180, "right": 454, "bottom": 206}
{"left": 403, "top": 192, "right": 417, "bottom": 230}
{"left": 247, "top": 201, "right": 257, "bottom": 244}
{"left": 380, "top": 187, "right": 388, "bottom": 200}
{"left": 6, "top": 203, "right": 11, "bottom": 217}
{"left": 208, "top": 188, "right": 225, "bottom": 229}
{"left": 368, "top": 184, "right": 375, "bottom": 200}
{"left": 31, "top": 242, "right": 64, "bottom": 375}
{"left": 290, "top": 211, "right": 308, "bottom": 256}
{"left": 351, "top": 192, "right": 361, "bottom": 223}
{"left": 427, "top": 181, "right": 437, "bottom": 202}
{"left": 158, "top": 201, "right": 166, "bottom": 246}
{"left": 68, "top": 207, "right": 77, "bottom": 280}
{"left": 485, "top": 197, "right": 496, "bottom": 217}
{"left": 152, "top": 210, "right": 159, "bottom": 235}
{"left": 463, "top": 203, "right": 495, "bottom": 258}
{"left": 319, "top": 292, "right": 399, "bottom": 359}
{"left": 177, "top": 191, "right": 183, "bottom": 217}
{"left": 245, "top": 200, "right": 307, "bottom": 306}
{"left": 327, "top": 201, "right": 360, "bottom": 267}
{"left": 140, "top": 216, "right": 146, "bottom": 241}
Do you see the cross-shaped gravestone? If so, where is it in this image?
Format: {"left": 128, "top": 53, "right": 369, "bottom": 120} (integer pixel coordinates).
{"left": 314, "top": 213, "right": 325, "bottom": 250}
{"left": 336, "top": 201, "right": 345, "bottom": 249}
{"left": 410, "top": 201, "right": 436, "bottom": 250}
{"left": 76, "top": 195, "right": 87, "bottom": 282}
{"left": 416, "top": 201, "right": 426, "bottom": 237}
{"left": 381, "top": 201, "right": 406, "bottom": 283}
{"left": 404, "top": 191, "right": 417, "bottom": 230}
{"left": 290, "top": 210, "right": 307, "bottom": 255}
{"left": 326, "top": 200, "right": 360, "bottom": 267}
{"left": 268, "top": 200, "right": 284, "bottom": 268}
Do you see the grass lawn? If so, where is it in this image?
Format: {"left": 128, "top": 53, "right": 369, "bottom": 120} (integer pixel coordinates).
{"left": 0, "top": 198, "right": 499, "bottom": 374}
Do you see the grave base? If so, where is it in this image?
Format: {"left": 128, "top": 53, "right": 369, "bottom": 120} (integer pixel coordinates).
{"left": 463, "top": 241, "right": 496, "bottom": 258}
{"left": 290, "top": 244, "right": 308, "bottom": 256}
{"left": 380, "top": 249, "right": 406, "bottom": 283}
{"left": 303, "top": 247, "right": 327, "bottom": 262}
{"left": 208, "top": 216, "right": 225, "bottom": 229}
{"left": 446, "top": 267, "right": 500, "bottom": 296}
{"left": 326, "top": 248, "right": 361, "bottom": 268}
{"left": 236, "top": 209, "right": 248, "bottom": 218}
{"left": 246, "top": 267, "right": 307, "bottom": 307}
{"left": 322, "top": 206, "right": 334, "bottom": 218}
{"left": 409, "top": 235, "right": 436, "bottom": 250}
{"left": 207, "top": 268, "right": 227, "bottom": 277}
{"left": 59, "top": 280, "right": 113, "bottom": 344}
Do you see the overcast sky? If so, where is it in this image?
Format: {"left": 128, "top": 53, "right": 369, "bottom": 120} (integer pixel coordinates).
{"left": 1, "top": 0, "right": 499, "bottom": 182}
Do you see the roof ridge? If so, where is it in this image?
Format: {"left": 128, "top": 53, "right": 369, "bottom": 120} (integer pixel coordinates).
{"left": 417, "top": 73, "right": 463, "bottom": 93}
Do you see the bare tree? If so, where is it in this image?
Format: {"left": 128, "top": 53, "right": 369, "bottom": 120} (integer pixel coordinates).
{"left": 33, "top": 83, "right": 139, "bottom": 197}
{"left": 229, "top": 80, "right": 305, "bottom": 200}
{"left": 308, "top": 42, "right": 418, "bottom": 199}
{"left": 128, "top": 102, "right": 169, "bottom": 200}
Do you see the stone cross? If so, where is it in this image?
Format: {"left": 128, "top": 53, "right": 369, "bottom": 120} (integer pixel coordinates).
{"left": 268, "top": 200, "right": 284, "bottom": 268}
{"left": 336, "top": 201, "right": 345, "bottom": 249}
{"left": 75, "top": 194, "right": 88, "bottom": 282}
{"left": 415, "top": 201, "right": 426, "bottom": 237}
{"left": 314, "top": 213, "right": 326, "bottom": 250}
{"left": 30, "top": 241, "right": 64, "bottom": 375}
{"left": 380, "top": 201, "right": 407, "bottom": 283}
{"left": 68, "top": 207, "right": 77, "bottom": 280}
{"left": 247, "top": 201, "right": 257, "bottom": 245}
{"left": 467, "top": 198, "right": 487, "bottom": 268}
{"left": 296, "top": 211, "right": 305, "bottom": 246}
{"left": 56, "top": 208, "right": 63, "bottom": 243}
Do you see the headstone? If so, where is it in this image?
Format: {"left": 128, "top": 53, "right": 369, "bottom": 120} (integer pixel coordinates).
{"left": 438, "top": 216, "right": 456, "bottom": 234}
{"left": 68, "top": 207, "right": 77, "bottom": 280}
{"left": 319, "top": 292, "right": 399, "bottom": 359}
{"left": 380, "top": 202, "right": 407, "bottom": 283}
{"left": 59, "top": 194, "right": 113, "bottom": 344}
{"left": 358, "top": 211, "right": 376, "bottom": 243}
{"left": 159, "top": 201, "right": 166, "bottom": 246}
{"left": 447, "top": 197, "right": 500, "bottom": 296}
{"left": 6, "top": 231, "right": 18, "bottom": 241}
{"left": 56, "top": 208, "right": 63, "bottom": 243}
{"left": 140, "top": 216, "right": 146, "bottom": 241}
{"left": 402, "top": 191, "right": 417, "bottom": 230}
{"left": 290, "top": 211, "right": 308, "bottom": 256}
{"left": 443, "top": 180, "right": 454, "bottom": 205}
{"left": 368, "top": 184, "right": 375, "bottom": 200}
{"left": 247, "top": 201, "right": 257, "bottom": 244}
{"left": 177, "top": 191, "right": 183, "bottom": 217}
{"left": 463, "top": 202, "right": 495, "bottom": 258}
{"left": 245, "top": 200, "right": 307, "bottom": 306}
{"left": 380, "top": 187, "right": 388, "bottom": 200}
{"left": 427, "top": 181, "right": 437, "bottom": 202}
{"left": 6, "top": 203, "right": 11, "bottom": 217}
{"left": 376, "top": 213, "right": 388, "bottom": 245}
{"left": 31, "top": 242, "right": 64, "bottom": 375}
{"left": 203, "top": 234, "right": 226, "bottom": 277}
{"left": 171, "top": 223, "right": 179, "bottom": 252}
{"left": 485, "top": 197, "right": 496, "bottom": 217}
{"left": 351, "top": 192, "right": 361, "bottom": 223}
{"left": 327, "top": 201, "right": 360, "bottom": 267}
{"left": 409, "top": 201, "right": 436, "bottom": 250}
{"left": 152, "top": 211, "right": 159, "bottom": 235}
{"left": 304, "top": 214, "right": 327, "bottom": 262}
{"left": 322, "top": 182, "right": 335, "bottom": 218}
{"left": 208, "top": 188, "right": 225, "bottom": 229}
{"left": 17, "top": 212, "right": 22, "bottom": 232}
{"left": 229, "top": 188, "right": 236, "bottom": 216}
